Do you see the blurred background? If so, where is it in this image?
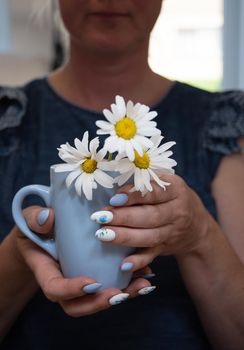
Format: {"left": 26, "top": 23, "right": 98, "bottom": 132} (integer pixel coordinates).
{"left": 0, "top": 0, "right": 244, "bottom": 91}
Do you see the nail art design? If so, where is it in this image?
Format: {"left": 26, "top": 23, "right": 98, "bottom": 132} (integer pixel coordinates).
{"left": 109, "top": 193, "right": 128, "bottom": 206}
{"left": 82, "top": 283, "right": 102, "bottom": 294}
{"left": 109, "top": 293, "right": 129, "bottom": 305}
{"left": 90, "top": 211, "right": 113, "bottom": 224}
{"left": 37, "top": 209, "right": 50, "bottom": 226}
{"left": 121, "top": 262, "right": 134, "bottom": 271}
{"left": 95, "top": 228, "right": 116, "bottom": 241}
{"left": 138, "top": 286, "right": 156, "bottom": 295}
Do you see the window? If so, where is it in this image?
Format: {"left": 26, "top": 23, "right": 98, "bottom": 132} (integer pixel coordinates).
{"left": 149, "top": 0, "right": 224, "bottom": 91}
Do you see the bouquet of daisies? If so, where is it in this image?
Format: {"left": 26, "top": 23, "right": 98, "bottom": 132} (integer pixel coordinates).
{"left": 55, "top": 96, "right": 177, "bottom": 200}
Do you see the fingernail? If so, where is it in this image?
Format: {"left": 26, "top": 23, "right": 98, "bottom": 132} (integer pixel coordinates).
{"left": 37, "top": 209, "right": 50, "bottom": 225}
{"left": 141, "top": 273, "right": 156, "bottom": 279}
{"left": 95, "top": 228, "right": 116, "bottom": 241}
{"left": 109, "top": 193, "right": 128, "bottom": 206}
{"left": 121, "top": 262, "right": 134, "bottom": 271}
{"left": 138, "top": 286, "right": 156, "bottom": 295}
{"left": 90, "top": 211, "right": 113, "bottom": 224}
{"left": 82, "top": 283, "right": 102, "bottom": 294}
{"left": 109, "top": 293, "right": 129, "bottom": 305}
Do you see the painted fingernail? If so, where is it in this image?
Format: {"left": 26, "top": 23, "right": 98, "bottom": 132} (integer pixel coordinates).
{"left": 82, "top": 283, "right": 102, "bottom": 294}
{"left": 141, "top": 273, "right": 156, "bottom": 279}
{"left": 90, "top": 211, "right": 113, "bottom": 224}
{"left": 121, "top": 262, "right": 134, "bottom": 271}
{"left": 138, "top": 286, "right": 156, "bottom": 295}
{"left": 109, "top": 193, "right": 128, "bottom": 206}
{"left": 37, "top": 209, "right": 50, "bottom": 225}
{"left": 109, "top": 293, "right": 129, "bottom": 305}
{"left": 95, "top": 228, "right": 116, "bottom": 241}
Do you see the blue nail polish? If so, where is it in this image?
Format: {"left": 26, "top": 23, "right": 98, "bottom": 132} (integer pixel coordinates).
{"left": 99, "top": 215, "right": 108, "bottom": 223}
{"left": 121, "top": 262, "right": 134, "bottom": 271}
{"left": 38, "top": 209, "right": 50, "bottom": 226}
{"left": 83, "top": 283, "right": 102, "bottom": 294}
{"left": 109, "top": 193, "right": 128, "bottom": 206}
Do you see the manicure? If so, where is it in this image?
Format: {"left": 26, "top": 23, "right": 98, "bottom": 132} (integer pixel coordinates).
{"left": 90, "top": 210, "right": 113, "bottom": 224}
{"left": 82, "top": 283, "right": 102, "bottom": 294}
{"left": 138, "top": 286, "right": 156, "bottom": 295}
{"left": 95, "top": 228, "right": 116, "bottom": 241}
{"left": 109, "top": 193, "right": 128, "bottom": 206}
{"left": 37, "top": 209, "right": 50, "bottom": 226}
{"left": 121, "top": 262, "right": 134, "bottom": 271}
{"left": 109, "top": 293, "right": 129, "bottom": 305}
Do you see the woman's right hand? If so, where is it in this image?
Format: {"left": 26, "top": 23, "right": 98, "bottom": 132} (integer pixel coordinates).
{"left": 11, "top": 206, "right": 152, "bottom": 317}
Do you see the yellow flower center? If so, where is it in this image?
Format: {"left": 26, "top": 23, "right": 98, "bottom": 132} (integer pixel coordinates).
{"left": 133, "top": 151, "right": 150, "bottom": 169}
{"left": 115, "top": 117, "right": 137, "bottom": 140}
{"left": 81, "top": 158, "right": 97, "bottom": 173}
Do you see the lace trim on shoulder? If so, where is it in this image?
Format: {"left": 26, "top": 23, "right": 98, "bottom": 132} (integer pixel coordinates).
{"left": 203, "top": 90, "right": 244, "bottom": 154}
{"left": 0, "top": 86, "right": 27, "bottom": 131}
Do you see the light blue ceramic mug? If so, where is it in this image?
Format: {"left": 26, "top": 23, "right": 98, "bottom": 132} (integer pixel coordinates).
{"left": 12, "top": 165, "right": 134, "bottom": 289}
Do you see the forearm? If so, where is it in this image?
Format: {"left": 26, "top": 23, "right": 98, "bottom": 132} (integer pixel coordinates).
{"left": 177, "top": 214, "right": 244, "bottom": 350}
{"left": 0, "top": 232, "right": 38, "bottom": 340}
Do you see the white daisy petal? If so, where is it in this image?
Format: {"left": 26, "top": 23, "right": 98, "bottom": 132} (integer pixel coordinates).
{"left": 75, "top": 173, "right": 85, "bottom": 196}
{"left": 74, "top": 138, "right": 90, "bottom": 157}
{"left": 96, "top": 120, "right": 114, "bottom": 131}
{"left": 111, "top": 104, "right": 123, "bottom": 121}
{"left": 89, "top": 137, "right": 100, "bottom": 156}
{"left": 148, "top": 169, "right": 171, "bottom": 189}
{"left": 65, "top": 169, "right": 81, "bottom": 188}
{"left": 130, "top": 138, "right": 143, "bottom": 156}
{"left": 137, "top": 127, "right": 161, "bottom": 136}
{"left": 97, "top": 160, "right": 117, "bottom": 171}
{"left": 126, "top": 141, "right": 135, "bottom": 161}
{"left": 104, "top": 136, "right": 119, "bottom": 153}
{"left": 134, "top": 135, "right": 154, "bottom": 149}
{"left": 54, "top": 163, "right": 79, "bottom": 173}
{"left": 94, "top": 169, "right": 114, "bottom": 188}
{"left": 115, "top": 95, "right": 126, "bottom": 117}
{"left": 142, "top": 169, "right": 153, "bottom": 192}
{"left": 114, "top": 169, "right": 134, "bottom": 186}
{"left": 126, "top": 100, "right": 134, "bottom": 117}
{"left": 143, "top": 111, "right": 158, "bottom": 121}
{"left": 81, "top": 131, "right": 90, "bottom": 155}
{"left": 157, "top": 141, "right": 176, "bottom": 153}
{"left": 102, "top": 109, "right": 117, "bottom": 124}
{"left": 82, "top": 173, "right": 94, "bottom": 200}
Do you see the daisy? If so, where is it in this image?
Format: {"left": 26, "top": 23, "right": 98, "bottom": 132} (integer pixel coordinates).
{"left": 54, "top": 131, "right": 114, "bottom": 200}
{"left": 96, "top": 95, "right": 161, "bottom": 161}
{"left": 114, "top": 135, "right": 177, "bottom": 193}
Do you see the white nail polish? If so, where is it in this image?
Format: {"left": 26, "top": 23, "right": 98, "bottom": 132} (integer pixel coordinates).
{"left": 95, "top": 228, "right": 116, "bottom": 241}
{"left": 109, "top": 293, "right": 129, "bottom": 305}
{"left": 90, "top": 211, "right": 113, "bottom": 224}
{"left": 138, "top": 286, "right": 156, "bottom": 295}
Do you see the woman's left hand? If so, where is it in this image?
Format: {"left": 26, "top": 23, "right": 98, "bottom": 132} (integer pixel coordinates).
{"left": 96, "top": 174, "right": 212, "bottom": 273}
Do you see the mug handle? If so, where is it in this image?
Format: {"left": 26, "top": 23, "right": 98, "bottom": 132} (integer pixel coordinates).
{"left": 12, "top": 185, "right": 58, "bottom": 260}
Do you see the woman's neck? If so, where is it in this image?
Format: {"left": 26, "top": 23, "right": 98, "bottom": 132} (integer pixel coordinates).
{"left": 49, "top": 42, "right": 173, "bottom": 111}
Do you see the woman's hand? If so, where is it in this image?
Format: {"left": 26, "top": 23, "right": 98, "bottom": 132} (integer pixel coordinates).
{"left": 97, "top": 174, "right": 212, "bottom": 272}
{"left": 10, "top": 206, "right": 153, "bottom": 318}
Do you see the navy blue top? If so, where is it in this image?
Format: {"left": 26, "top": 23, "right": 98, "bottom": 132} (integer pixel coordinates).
{"left": 0, "top": 78, "right": 244, "bottom": 350}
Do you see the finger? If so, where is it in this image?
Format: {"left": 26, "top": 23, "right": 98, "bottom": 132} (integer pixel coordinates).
{"left": 124, "top": 277, "right": 156, "bottom": 298}
{"left": 121, "top": 246, "right": 162, "bottom": 273}
{"left": 132, "top": 265, "right": 153, "bottom": 278}
{"left": 111, "top": 174, "right": 183, "bottom": 206}
{"left": 23, "top": 206, "right": 54, "bottom": 235}
{"left": 101, "top": 202, "right": 175, "bottom": 228}
{"left": 60, "top": 288, "right": 128, "bottom": 317}
{"left": 24, "top": 243, "right": 100, "bottom": 302}
{"left": 95, "top": 224, "right": 172, "bottom": 247}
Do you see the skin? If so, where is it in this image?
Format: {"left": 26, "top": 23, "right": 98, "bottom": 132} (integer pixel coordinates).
{"left": 1, "top": 1, "right": 244, "bottom": 348}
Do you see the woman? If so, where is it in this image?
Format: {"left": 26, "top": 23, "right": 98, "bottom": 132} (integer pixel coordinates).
{"left": 0, "top": 0, "right": 244, "bottom": 349}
